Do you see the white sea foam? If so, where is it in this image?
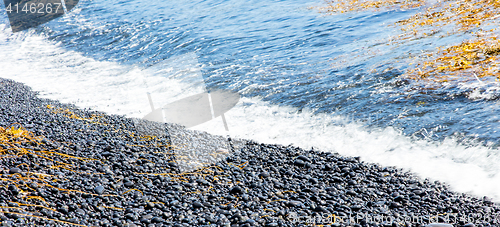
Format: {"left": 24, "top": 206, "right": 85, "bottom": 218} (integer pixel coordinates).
{"left": 1, "top": 24, "right": 499, "bottom": 202}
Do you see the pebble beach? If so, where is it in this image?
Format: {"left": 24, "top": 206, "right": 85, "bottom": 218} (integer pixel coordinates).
{"left": 1, "top": 77, "right": 500, "bottom": 227}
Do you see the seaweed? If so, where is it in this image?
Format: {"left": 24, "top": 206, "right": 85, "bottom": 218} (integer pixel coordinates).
{"left": 321, "top": 0, "right": 500, "bottom": 83}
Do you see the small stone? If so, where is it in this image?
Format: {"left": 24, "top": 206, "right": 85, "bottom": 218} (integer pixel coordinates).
{"left": 325, "top": 187, "right": 336, "bottom": 192}
{"left": 1, "top": 220, "right": 13, "bottom": 227}
{"left": 125, "top": 213, "right": 135, "bottom": 220}
{"left": 286, "top": 200, "right": 303, "bottom": 207}
{"left": 29, "top": 182, "right": 38, "bottom": 189}
{"left": 193, "top": 201, "right": 203, "bottom": 208}
{"left": 330, "top": 176, "right": 343, "bottom": 183}
{"left": 323, "top": 164, "right": 332, "bottom": 171}
{"left": 68, "top": 217, "right": 79, "bottom": 223}
{"left": 170, "top": 200, "right": 180, "bottom": 206}
{"left": 314, "top": 206, "right": 328, "bottom": 213}
{"left": 294, "top": 159, "right": 305, "bottom": 167}
{"left": 58, "top": 205, "right": 69, "bottom": 214}
{"left": 196, "top": 179, "right": 209, "bottom": 185}
{"left": 171, "top": 185, "right": 182, "bottom": 191}
{"left": 259, "top": 172, "right": 270, "bottom": 178}
{"left": 151, "top": 217, "right": 163, "bottom": 223}
{"left": 208, "top": 194, "right": 217, "bottom": 200}
{"left": 94, "top": 185, "right": 105, "bottom": 195}
{"left": 413, "top": 189, "right": 424, "bottom": 195}
{"left": 230, "top": 186, "right": 243, "bottom": 194}
{"left": 7, "top": 186, "right": 18, "bottom": 195}
{"left": 352, "top": 206, "right": 364, "bottom": 213}
{"left": 145, "top": 202, "right": 155, "bottom": 209}
{"left": 309, "top": 178, "right": 318, "bottom": 184}
{"left": 389, "top": 202, "right": 401, "bottom": 209}
{"left": 75, "top": 209, "right": 86, "bottom": 216}
{"left": 8, "top": 168, "right": 21, "bottom": 174}
{"left": 394, "top": 195, "right": 405, "bottom": 202}
{"left": 101, "top": 152, "right": 114, "bottom": 157}
{"left": 297, "top": 155, "right": 311, "bottom": 162}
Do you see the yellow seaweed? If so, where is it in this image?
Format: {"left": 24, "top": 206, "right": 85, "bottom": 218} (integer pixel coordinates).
{"left": 321, "top": 0, "right": 500, "bottom": 83}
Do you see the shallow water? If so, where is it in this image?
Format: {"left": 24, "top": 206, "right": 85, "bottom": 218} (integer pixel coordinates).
{"left": 1, "top": 0, "right": 500, "bottom": 201}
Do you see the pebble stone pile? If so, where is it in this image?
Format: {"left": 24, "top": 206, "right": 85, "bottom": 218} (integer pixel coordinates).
{"left": 0, "top": 78, "right": 499, "bottom": 227}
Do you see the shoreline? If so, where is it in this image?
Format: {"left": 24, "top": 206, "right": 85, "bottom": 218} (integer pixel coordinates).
{"left": 0, "top": 77, "right": 499, "bottom": 227}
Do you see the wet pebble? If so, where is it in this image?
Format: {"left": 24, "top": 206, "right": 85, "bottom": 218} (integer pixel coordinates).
{"left": 230, "top": 186, "right": 243, "bottom": 194}
{"left": 193, "top": 201, "right": 203, "bottom": 209}
{"left": 8, "top": 168, "right": 21, "bottom": 174}
{"left": 94, "top": 185, "right": 105, "bottom": 195}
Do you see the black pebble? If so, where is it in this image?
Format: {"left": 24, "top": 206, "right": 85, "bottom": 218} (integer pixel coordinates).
{"left": 259, "top": 172, "right": 270, "bottom": 178}
{"left": 8, "top": 168, "right": 21, "bottom": 174}
{"left": 297, "top": 155, "right": 311, "bottom": 162}
{"left": 193, "top": 201, "right": 203, "bottom": 209}
{"left": 294, "top": 159, "right": 305, "bottom": 167}
{"left": 94, "top": 185, "right": 105, "bottom": 195}
{"left": 230, "top": 186, "right": 243, "bottom": 194}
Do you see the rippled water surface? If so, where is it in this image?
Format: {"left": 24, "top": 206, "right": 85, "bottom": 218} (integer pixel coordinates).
{"left": 27, "top": 0, "right": 500, "bottom": 144}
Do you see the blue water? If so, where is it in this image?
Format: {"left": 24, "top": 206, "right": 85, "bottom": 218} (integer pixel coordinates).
{"left": 10, "top": 0, "right": 491, "bottom": 145}
{"left": 2, "top": 1, "right": 498, "bottom": 143}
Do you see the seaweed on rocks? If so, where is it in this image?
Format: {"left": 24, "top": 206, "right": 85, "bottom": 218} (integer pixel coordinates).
{"left": 0, "top": 77, "right": 499, "bottom": 227}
